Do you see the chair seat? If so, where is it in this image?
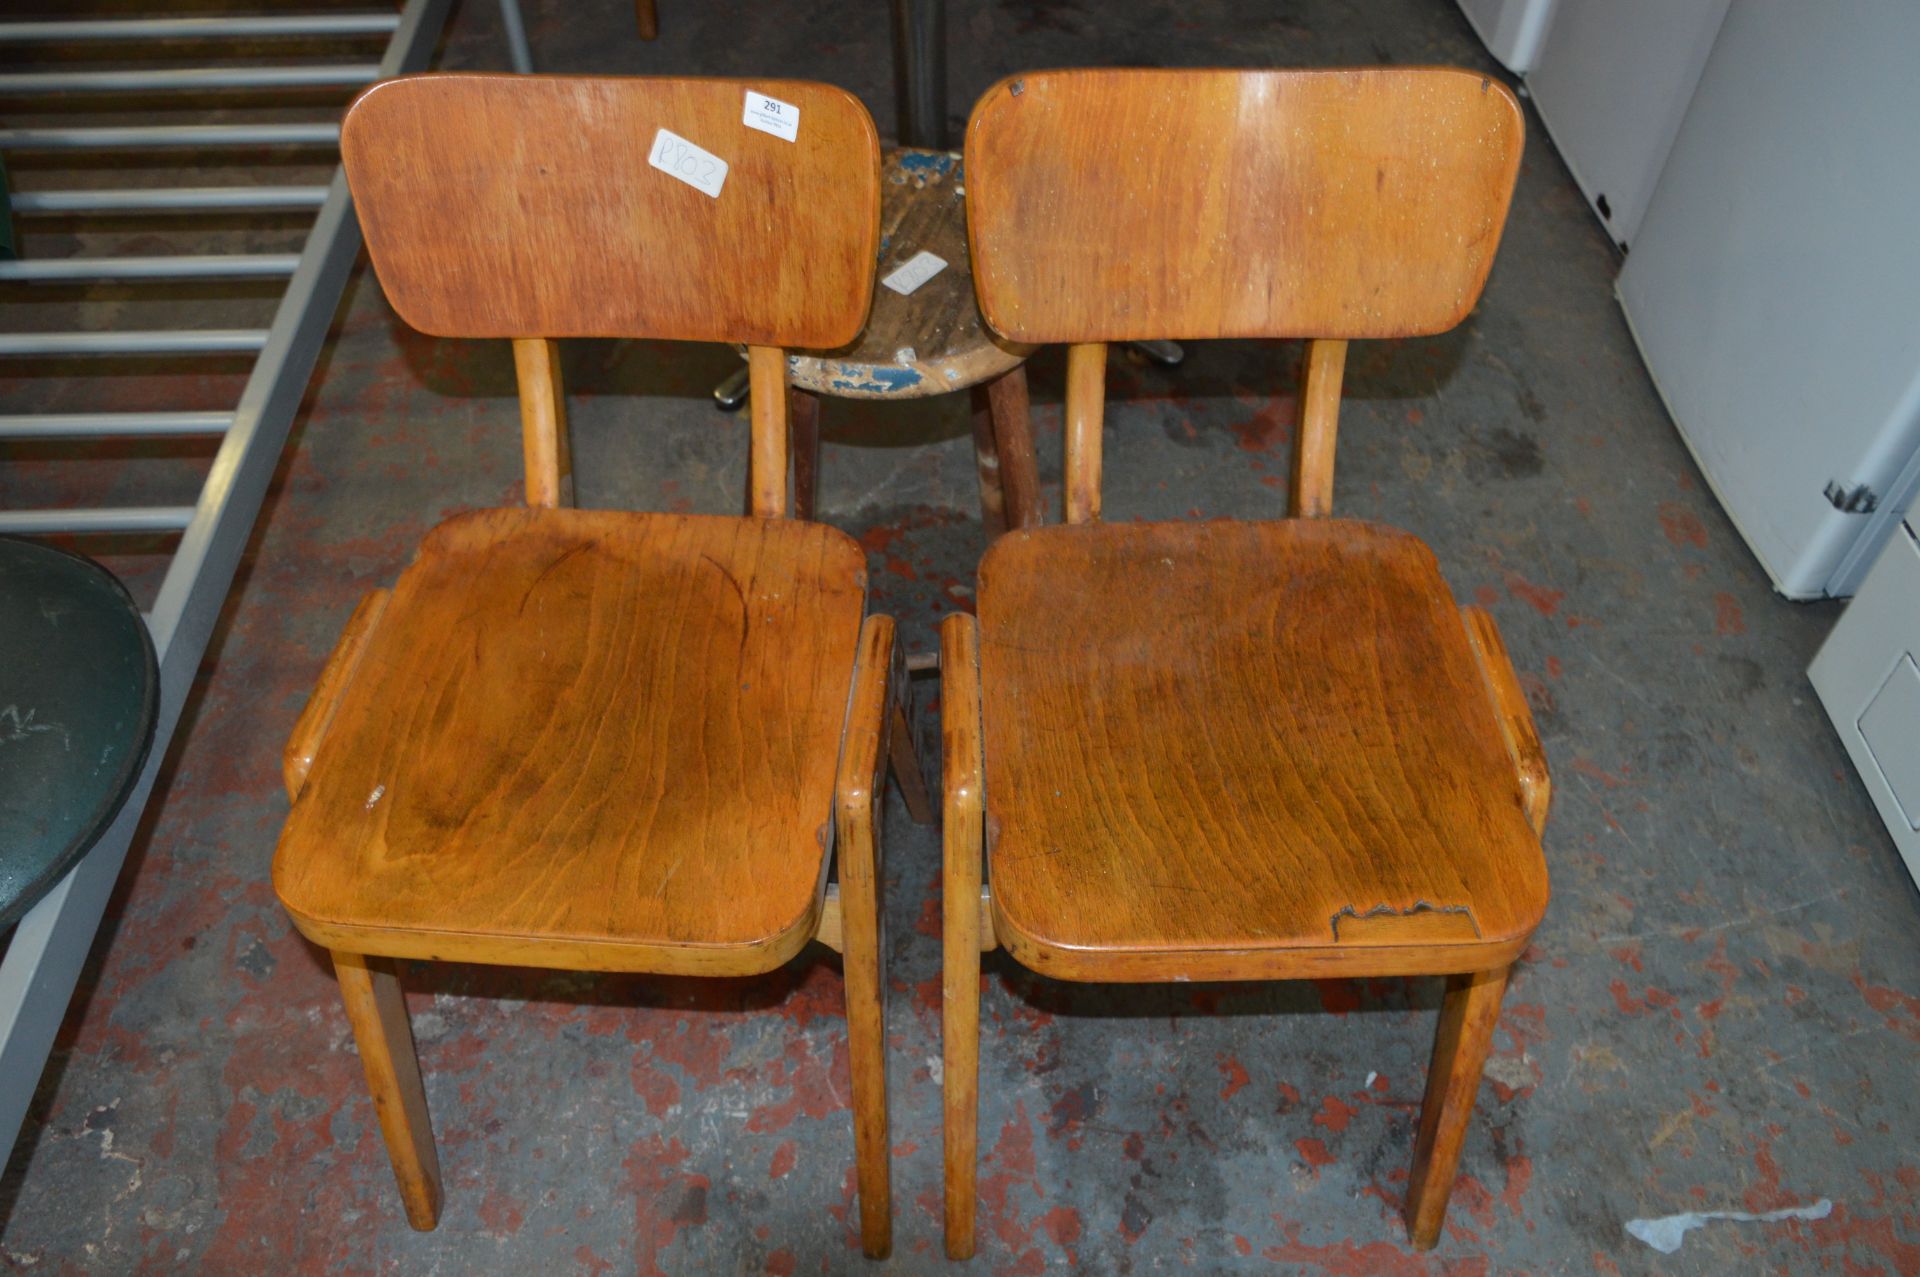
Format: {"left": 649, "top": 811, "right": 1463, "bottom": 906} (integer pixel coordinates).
{"left": 272, "top": 508, "right": 868, "bottom": 974}
{"left": 0, "top": 539, "right": 158, "bottom": 928}
{"left": 976, "top": 519, "right": 1548, "bottom": 982}
{"left": 778, "top": 148, "right": 1031, "bottom": 399}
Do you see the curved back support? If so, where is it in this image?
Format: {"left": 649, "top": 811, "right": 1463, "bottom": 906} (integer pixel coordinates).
{"left": 343, "top": 74, "right": 882, "bottom": 347}
{"left": 963, "top": 68, "right": 1522, "bottom": 522}
{"left": 340, "top": 74, "right": 881, "bottom": 517}
{"left": 964, "top": 67, "right": 1522, "bottom": 344}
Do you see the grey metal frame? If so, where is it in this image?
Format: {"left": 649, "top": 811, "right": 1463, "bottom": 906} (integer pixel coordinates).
{"left": 11, "top": 187, "right": 331, "bottom": 214}
{"left": 0, "top": 0, "right": 455, "bottom": 1167}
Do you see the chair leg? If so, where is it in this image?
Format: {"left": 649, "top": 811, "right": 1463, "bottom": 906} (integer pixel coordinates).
{"left": 1404, "top": 966, "right": 1509, "bottom": 1249}
{"left": 635, "top": 0, "right": 659, "bottom": 40}
{"left": 941, "top": 859, "right": 983, "bottom": 1257}
{"left": 840, "top": 777, "right": 892, "bottom": 1259}
{"left": 984, "top": 365, "right": 1042, "bottom": 531}
{"left": 838, "top": 616, "right": 898, "bottom": 1258}
{"left": 886, "top": 632, "right": 937, "bottom": 826}
{"left": 791, "top": 388, "right": 821, "bottom": 521}
{"left": 333, "top": 951, "right": 442, "bottom": 1231}
{"left": 939, "top": 613, "right": 985, "bottom": 1259}
{"left": 966, "top": 383, "right": 1009, "bottom": 537}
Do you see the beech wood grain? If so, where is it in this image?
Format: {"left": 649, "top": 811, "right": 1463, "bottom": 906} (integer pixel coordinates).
{"left": 975, "top": 518, "right": 1548, "bottom": 983}
{"left": 342, "top": 74, "right": 881, "bottom": 348}
{"left": 965, "top": 67, "right": 1523, "bottom": 344}
{"left": 274, "top": 508, "right": 868, "bottom": 975}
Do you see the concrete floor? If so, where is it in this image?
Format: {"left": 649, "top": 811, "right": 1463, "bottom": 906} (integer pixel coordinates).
{"left": 6, "top": 0, "right": 1920, "bottom": 1272}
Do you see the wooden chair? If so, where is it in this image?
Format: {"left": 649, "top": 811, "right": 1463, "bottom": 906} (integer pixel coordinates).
{"left": 942, "top": 67, "right": 1549, "bottom": 1256}
{"left": 272, "top": 73, "right": 931, "bottom": 1258}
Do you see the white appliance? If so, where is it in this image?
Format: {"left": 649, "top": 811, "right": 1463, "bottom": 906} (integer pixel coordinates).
{"left": 1616, "top": 0, "right": 1920, "bottom": 599}
{"left": 1454, "top": 0, "right": 1556, "bottom": 74}
{"left": 1523, "top": 0, "right": 1728, "bottom": 251}
{"left": 1810, "top": 521, "right": 1920, "bottom": 883}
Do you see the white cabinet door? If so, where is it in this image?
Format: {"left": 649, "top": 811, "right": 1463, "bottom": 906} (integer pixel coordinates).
{"left": 1526, "top": 0, "right": 1728, "bottom": 250}
{"left": 1617, "top": 0, "right": 1920, "bottom": 598}
{"left": 1454, "top": 0, "right": 1557, "bottom": 74}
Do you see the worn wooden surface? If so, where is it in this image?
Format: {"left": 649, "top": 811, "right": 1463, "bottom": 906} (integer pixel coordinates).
{"left": 835, "top": 615, "right": 898, "bottom": 1258}
{"left": 975, "top": 518, "right": 1549, "bottom": 982}
{"left": 274, "top": 508, "right": 868, "bottom": 974}
{"left": 938, "top": 613, "right": 985, "bottom": 1260}
{"left": 342, "top": 74, "right": 880, "bottom": 348}
{"left": 784, "top": 148, "right": 1030, "bottom": 399}
{"left": 1462, "top": 604, "right": 1552, "bottom": 836}
{"left": 965, "top": 68, "right": 1524, "bottom": 344}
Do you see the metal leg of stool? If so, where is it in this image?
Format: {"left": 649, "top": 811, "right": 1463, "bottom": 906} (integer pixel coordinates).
{"left": 890, "top": 0, "right": 948, "bottom": 148}
{"left": 1129, "top": 339, "right": 1185, "bottom": 367}
{"left": 713, "top": 365, "right": 750, "bottom": 412}
{"left": 498, "top": 0, "right": 533, "bottom": 73}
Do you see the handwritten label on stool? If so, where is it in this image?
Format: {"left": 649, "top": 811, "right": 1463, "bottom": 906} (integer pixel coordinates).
{"left": 649, "top": 128, "right": 728, "bottom": 198}
{"left": 742, "top": 91, "right": 800, "bottom": 142}
{"left": 881, "top": 251, "right": 948, "bottom": 296}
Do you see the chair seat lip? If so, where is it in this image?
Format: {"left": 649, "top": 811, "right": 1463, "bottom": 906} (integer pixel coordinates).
{"left": 273, "top": 880, "right": 827, "bottom": 975}
{"left": 977, "top": 512, "right": 1436, "bottom": 578}
{"left": 986, "top": 898, "right": 1544, "bottom": 984}
{"left": 271, "top": 507, "right": 866, "bottom": 971}
{"left": 974, "top": 515, "right": 1550, "bottom": 979}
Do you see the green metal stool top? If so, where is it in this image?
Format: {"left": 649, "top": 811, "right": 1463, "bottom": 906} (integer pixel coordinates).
{"left": 0, "top": 537, "right": 158, "bottom": 929}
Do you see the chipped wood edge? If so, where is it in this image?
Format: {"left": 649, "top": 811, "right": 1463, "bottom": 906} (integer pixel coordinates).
{"left": 1459, "top": 604, "right": 1551, "bottom": 835}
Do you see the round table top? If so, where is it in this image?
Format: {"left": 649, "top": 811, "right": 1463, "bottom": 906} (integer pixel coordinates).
{"left": 781, "top": 148, "right": 1032, "bottom": 401}
{"left": 0, "top": 537, "right": 158, "bottom": 928}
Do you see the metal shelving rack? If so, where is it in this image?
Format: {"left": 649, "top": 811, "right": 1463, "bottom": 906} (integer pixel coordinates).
{"left": 0, "top": 0, "right": 455, "bottom": 1160}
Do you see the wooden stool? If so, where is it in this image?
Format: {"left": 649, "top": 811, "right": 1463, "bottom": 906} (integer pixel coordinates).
{"left": 761, "top": 148, "right": 1042, "bottom": 535}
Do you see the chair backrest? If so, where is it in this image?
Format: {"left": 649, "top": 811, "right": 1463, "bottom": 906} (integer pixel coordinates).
{"left": 964, "top": 67, "right": 1521, "bottom": 344}
{"left": 964, "top": 68, "right": 1524, "bottom": 523}
{"left": 341, "top": 74, "right": 883, "bottom": 515}
{"left": 343, "top": 73, "right": 880, "bottom": 346}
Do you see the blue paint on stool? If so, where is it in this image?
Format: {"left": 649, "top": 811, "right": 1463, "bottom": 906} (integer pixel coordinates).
{"left": 897, "top": 151, "right": 956, "bottom": 176}
{"left": 829, "top": 365, "right": 924, "bottom": 394}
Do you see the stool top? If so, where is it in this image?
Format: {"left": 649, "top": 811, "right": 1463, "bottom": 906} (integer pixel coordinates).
{"left": 784, "top": 149, "right": 1033, "bottom": 400}
{"left": 0, "top": 538, "right": 158, "bottom": 927}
